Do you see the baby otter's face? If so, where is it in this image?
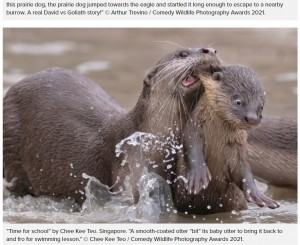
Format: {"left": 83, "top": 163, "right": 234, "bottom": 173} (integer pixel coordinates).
{"left": 204, "top": 65, "right": 265, "bottom": 129}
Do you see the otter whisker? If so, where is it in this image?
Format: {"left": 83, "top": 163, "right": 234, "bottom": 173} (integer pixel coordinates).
{"left": 154, "top": 99, "right": 172, "bottom": 132}
{"left": 153, "top": 92, "right": 173, "bottom": 126}
{"left": 178, "top": 93, "right": 192, "bottom": 123}
{"left": 190, "top": 86, "right": 202, "bottom": 111}
{"left": 167, "top": 64, "right": 192, "bottom": 87}
{"left": 175, "top": 36, "right": 186, "bottom": 48}
{"left": 153, "top": 61, "right": 187, "bottom": 84}
{"left": 154, "top": 58, "right": 191, "bottom": 81}
{"left": 171, "top": 64, "right": 192, "bottom": 87}
{"left": 153, "top": 75, "right": 184, "bottom": 125}
{"left": 152, "top": 40, "right": 185, "bottom": 49}
{"left": 176, "top": 94, "right": 184, "bottom": 132}
{"left": 4, "top": 46, "right": 222, "bottom": 210}
{"left": 170, "top": 94, "right": 178, "bottom": 130}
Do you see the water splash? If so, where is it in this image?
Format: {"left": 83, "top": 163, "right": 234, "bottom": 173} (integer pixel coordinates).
{"left": 3, "top": 132, "right": 296, "bottom": 223}
{"left": 115, "top": 132, "right": 156, "bottom": 167}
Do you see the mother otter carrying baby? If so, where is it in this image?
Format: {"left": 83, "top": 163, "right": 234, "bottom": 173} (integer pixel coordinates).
{"left": 4, "top": 47, "right": 220, "bottom": 204}
{"left": 4, "top": 47, "right": 289, "bottom": 215}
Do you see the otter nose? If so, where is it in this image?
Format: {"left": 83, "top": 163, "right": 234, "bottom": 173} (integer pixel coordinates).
{"left": 245, "top": 112, "right": 260, "bottom": 125}
{"left": 202, "top": 47, "right": 217, "bottom": 54}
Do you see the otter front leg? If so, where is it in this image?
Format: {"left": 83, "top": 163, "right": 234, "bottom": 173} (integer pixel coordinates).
{"left": 184, "top": 124, "right": 211, "bottom": 194}
{"left": 231, "top": 154, "right": 280, "bottom": 209}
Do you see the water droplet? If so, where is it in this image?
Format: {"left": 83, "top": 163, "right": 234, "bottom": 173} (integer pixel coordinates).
{"left": 207, "top": 205, "right": 211, "bottom": 209}
{"left": 39, "top": 169, "right": 43, "bottom": 172}
{"left": 173, "top": 209, "right": 178, "bottom": 214}
{"left": 90, "top": 106, "right": 94, "bottom": 110}
{"left": 242, "top": 178, "right": 246, "bottom": 182}
{"left": 231, "top": 210, "right": 237, "bottom": 215}
{"left": 219, "top": 203, "right": 223, "bottom": 207}
{"left": 193, "top": 215, "right": 196, "bottom": 219}
{"left": 70, "top": 173, "right": 73, "bottom": 176}
{"left": 121, "top": 160, "right": 127, "bottom": 166}
{"left": 70, "top": 163, "right": 74, "bottom": 168}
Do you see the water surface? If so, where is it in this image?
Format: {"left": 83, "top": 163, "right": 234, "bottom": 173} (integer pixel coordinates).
{"left": 3, "top": 28, "right": 297, "bottom": 223}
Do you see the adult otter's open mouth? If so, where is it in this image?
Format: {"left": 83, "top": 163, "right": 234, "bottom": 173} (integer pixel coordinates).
{"left": 182, "top": 75, "right": 198, "bottom": 87}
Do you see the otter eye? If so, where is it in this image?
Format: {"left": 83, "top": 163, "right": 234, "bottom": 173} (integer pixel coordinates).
{"left": 259, "top": 106, "right": 264, "bottom": 113}
{"left": 235, "top": 99, "right": 242, "bottom": 106}
{"left": 179, "top": 51, "right": 190, "bottom": 58}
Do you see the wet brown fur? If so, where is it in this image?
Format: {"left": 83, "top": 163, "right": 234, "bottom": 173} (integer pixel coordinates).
{"left": 3, "top": 48, "right": 221, "bottom": 204}
{"left": 174, "top": 65, "right": 279, "bottom": 215}
{"left": 247, "top": 116, "right": 297, "bottom": 188}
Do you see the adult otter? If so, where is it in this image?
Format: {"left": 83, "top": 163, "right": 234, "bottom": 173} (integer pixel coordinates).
{"left": 174, "top": 65, "right": 280, "bottom": 215}
{"left": 247, "top": 116, "right": 297, "bottom": 188}
{"left": 4, "top": 47, "right": 221, "bottom": 205}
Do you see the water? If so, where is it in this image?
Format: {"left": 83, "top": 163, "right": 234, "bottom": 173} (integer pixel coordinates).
{"left": 3, "top": 178, "right": 297, "bottom": 224}
{"left": 4, "top": 131, "right": 178, "bottom": 224}
{"left": 3, "top": 28, "right": 297, "bottom": 223}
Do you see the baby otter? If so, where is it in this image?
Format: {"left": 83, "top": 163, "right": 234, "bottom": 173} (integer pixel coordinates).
{"left": 4, "top": 47, "right": 221, "bottom": 205}
{"left": 174, "top": 65, "right": 280, "bottom": 214}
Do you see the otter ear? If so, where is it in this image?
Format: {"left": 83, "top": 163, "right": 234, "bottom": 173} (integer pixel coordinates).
{"left": 143, "top": 75, "right": 151, "bottom": 87}
{"left": 144, "top": 68, "right": 158, "bottom": 87}
{"left": 212, "top": 71, "right": 223, "bottom": 81}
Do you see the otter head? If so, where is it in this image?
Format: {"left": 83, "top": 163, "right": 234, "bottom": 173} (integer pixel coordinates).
{"left": 143, "top": 47, "right": 221, "bottom": 112}
{"left": 202, "top": 65, "right": 265, "bottom": 130}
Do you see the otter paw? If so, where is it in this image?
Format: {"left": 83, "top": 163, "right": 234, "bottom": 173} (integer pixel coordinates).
{"left": 243, "top": 188, "right": 280, "bottom": 209}
{"left": 186, "top": 164, "right": 211, "bottom": 195}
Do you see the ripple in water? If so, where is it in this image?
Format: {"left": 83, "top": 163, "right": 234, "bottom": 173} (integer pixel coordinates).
{"left": 3, "top": 132, "right": 297, "bottom": 224}
{"left": 7, "top": 41, "right": 77, "bottom": 56}
{"left": 76, "top": 60, "right": 110, "bottom": 74}
{"left": 4, "top": 131, "right": 176, "bottom": 223}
